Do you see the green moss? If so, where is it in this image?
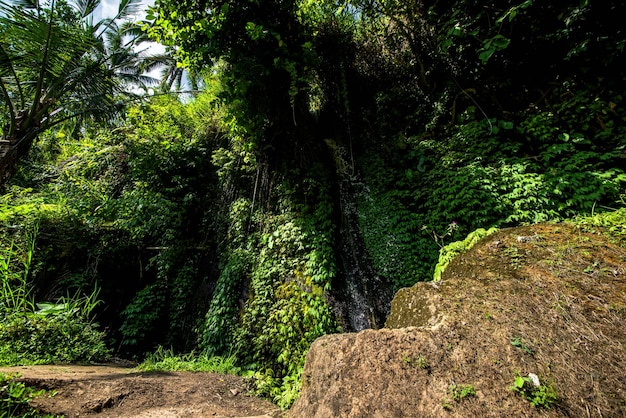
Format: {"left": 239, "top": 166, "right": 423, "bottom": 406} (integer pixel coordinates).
{"left": 433, "top": 227, "right": 499, "bottom": 281}
{"left": 385, "top": 284, "right": 439, "bottom": 329}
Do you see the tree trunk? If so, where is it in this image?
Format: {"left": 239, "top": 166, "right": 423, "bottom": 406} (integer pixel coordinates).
{"left": 0, "top": 131, "right": 37, "bottom": 185}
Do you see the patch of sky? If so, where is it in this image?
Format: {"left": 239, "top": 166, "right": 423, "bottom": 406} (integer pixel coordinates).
{"left": 93, "top": 0, "right": 154, "bottom": 21}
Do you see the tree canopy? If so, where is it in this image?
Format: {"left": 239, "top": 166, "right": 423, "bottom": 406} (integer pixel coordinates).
{"left": 0, "top": 0, "right": 156, "bottom": 182}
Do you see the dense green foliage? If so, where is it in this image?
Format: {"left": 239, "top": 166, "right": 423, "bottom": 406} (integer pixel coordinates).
{"left": 0, "top": 228, "right": 109, "bottom": 365}
{"left": 210, "top": 170, "right": 338, "bottom": 407}
{"left": 342, "top": 0, "right": 626, "bottom": 285}
{"left": 1, "top": 92, "right": 339, "bottom": 406}
{"left": 0, "top": 372, "right": 57, "bottom": 418}
{"left": 1, "top": 0, "right": 625, "bottom": 410}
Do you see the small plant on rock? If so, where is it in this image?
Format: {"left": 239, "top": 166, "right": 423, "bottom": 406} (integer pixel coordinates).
{"left": 449, "top": 383, "right": 476, "bottom": 402}
{"left": 510, "top": 336, "right": 532, "bottom": 355}
{"left": 422, "top": 221, "right": 460, "bottom": 249}
{"left": 443, "top": 382, "right": 476, "bottom": 409}
{"left": 433, "top": 227, "right": 499, "bottom": 281}
{"left": 402, "top": 353, "right": 429, "bottom": 370}
{"left": 510, "top": 373, "right": 558, "bottom": 409}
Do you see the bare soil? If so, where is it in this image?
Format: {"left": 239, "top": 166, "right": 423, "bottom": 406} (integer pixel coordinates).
{"left": 0, "top": 365, "right": 282, "bottom": 418}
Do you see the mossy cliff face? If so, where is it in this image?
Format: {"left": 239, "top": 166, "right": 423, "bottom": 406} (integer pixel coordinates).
{"left": 291, "top": 222, "right": 626, "bottom": 417}
{"left": 384, "top": 282, "right": 443, "bottom": 329}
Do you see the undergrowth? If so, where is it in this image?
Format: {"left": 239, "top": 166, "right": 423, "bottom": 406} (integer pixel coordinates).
{"left": 568, "top": 207, "right": 626, "bottom": 249}
{"left": 137, "top": 346, "right": 240, "bottom": 374}
{"left": 0, "top": 226, "right": 109, "bottom": 365}
{"left": 0, "top": 373, "right": 58, "bottom": 418}
{"left": 198, "top": 165, "right": 339, "bottom": 409}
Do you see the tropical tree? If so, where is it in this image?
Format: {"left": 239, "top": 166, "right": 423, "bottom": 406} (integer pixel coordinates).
{"left": 0, "top": 0, "right": 154, "bottom": 183}
{"left": 148, "top": 0, "right": 313, "bottom": 154}
{"left": 139, "top": 48, "right": 203, "bottom": 94}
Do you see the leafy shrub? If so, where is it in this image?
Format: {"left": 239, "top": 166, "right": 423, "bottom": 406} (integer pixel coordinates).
{"left": 0, "top": 372, "right": 55, "bottom": 418}
{"left": 0, "top": 311, "right": 109, "bottom": 365}
{"left": 0, "top": 228, "right": 109, "bottom": 365}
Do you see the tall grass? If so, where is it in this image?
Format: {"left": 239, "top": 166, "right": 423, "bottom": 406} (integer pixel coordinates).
{"left": 35, "top": 288, "right": 102, "bottom": 322}
{"left": 137, "top": 346, "right": 240, "bottom": 374}
{"left": 0, "top": 226, "right": 37, "bottom": 316}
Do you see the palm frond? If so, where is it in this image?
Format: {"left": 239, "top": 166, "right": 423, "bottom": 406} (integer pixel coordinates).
{"left": 43, "top": 94, "right": 130, "bottom": 131}
{"left": 0, "top": 82, "right": 17, "bottom": 139}
{"left": 0, "top": 0, "right": 162, "bottom": 183}
{"left": 116, "top": 0, "right": 143, "bottom": 21}
{"left": 4, "top": 0, "right": 39, "bottom": 9}
{"left": 0, "top": 43, "right": 25, "bottom": 109}
{"left": 26, "top": 0, "right": 58, "bottom": 129}
{"left": 171, "top": 69, "right": 183, "bottom": 91}
{"left": 44, "top": 35, "right": 100, "bottom": 98}
{"left": 91, "top": 16, "right": 111, "bottom": 35}
{"left": 135, "top": 73, "right": 159, "bottom": 87}
{"left": 139, "top": 55, "right": 173, "bottom": 73}
{"left": 119, "top": 20, "right": 149, "bottom": 41}
{"left": 72, "top": 0, "right": 100, "bottom": 18}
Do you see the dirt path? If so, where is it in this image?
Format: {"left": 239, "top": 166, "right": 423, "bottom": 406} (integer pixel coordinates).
{"left": 0, "top": 365, "right": 283, "bottom": 418}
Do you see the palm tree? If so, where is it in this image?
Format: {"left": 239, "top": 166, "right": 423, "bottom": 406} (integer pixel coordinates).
{"left": 0, "top": 0, "right": 154, "bottom": 183}
{"left": 140, "top": 48, "right": 203, "bottom": 94}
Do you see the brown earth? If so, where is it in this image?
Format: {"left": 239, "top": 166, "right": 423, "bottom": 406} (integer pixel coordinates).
{"left": 290, "top": 222, "right": 626, "bottom": 417}
{"left": 0, "top": 365, "right": 282, "bottom": 417}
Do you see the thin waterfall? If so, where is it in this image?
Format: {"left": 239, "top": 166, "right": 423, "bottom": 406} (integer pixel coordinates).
{"left": 329, "top": 168, "right": 393, "bottom": 331}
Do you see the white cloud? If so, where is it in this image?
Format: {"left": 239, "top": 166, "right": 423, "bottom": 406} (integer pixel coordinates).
{"left": 93, "top": 0, "right": 118, "bottom": 21}
{"left": 93, "top": 0, "right": 155, "bottom": 22}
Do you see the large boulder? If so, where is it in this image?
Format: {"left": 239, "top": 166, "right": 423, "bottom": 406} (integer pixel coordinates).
{"left": 290, "top": 223, "right": 626, "bottom": 417}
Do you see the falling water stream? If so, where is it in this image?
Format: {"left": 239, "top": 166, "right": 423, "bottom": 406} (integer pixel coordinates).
{"left": 330, "top": 174, "right": 393, "bottom": 332}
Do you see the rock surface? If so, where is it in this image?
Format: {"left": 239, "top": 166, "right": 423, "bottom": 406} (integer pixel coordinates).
{"left": 290, "top": 223, "right": 626, "bottom": 417}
